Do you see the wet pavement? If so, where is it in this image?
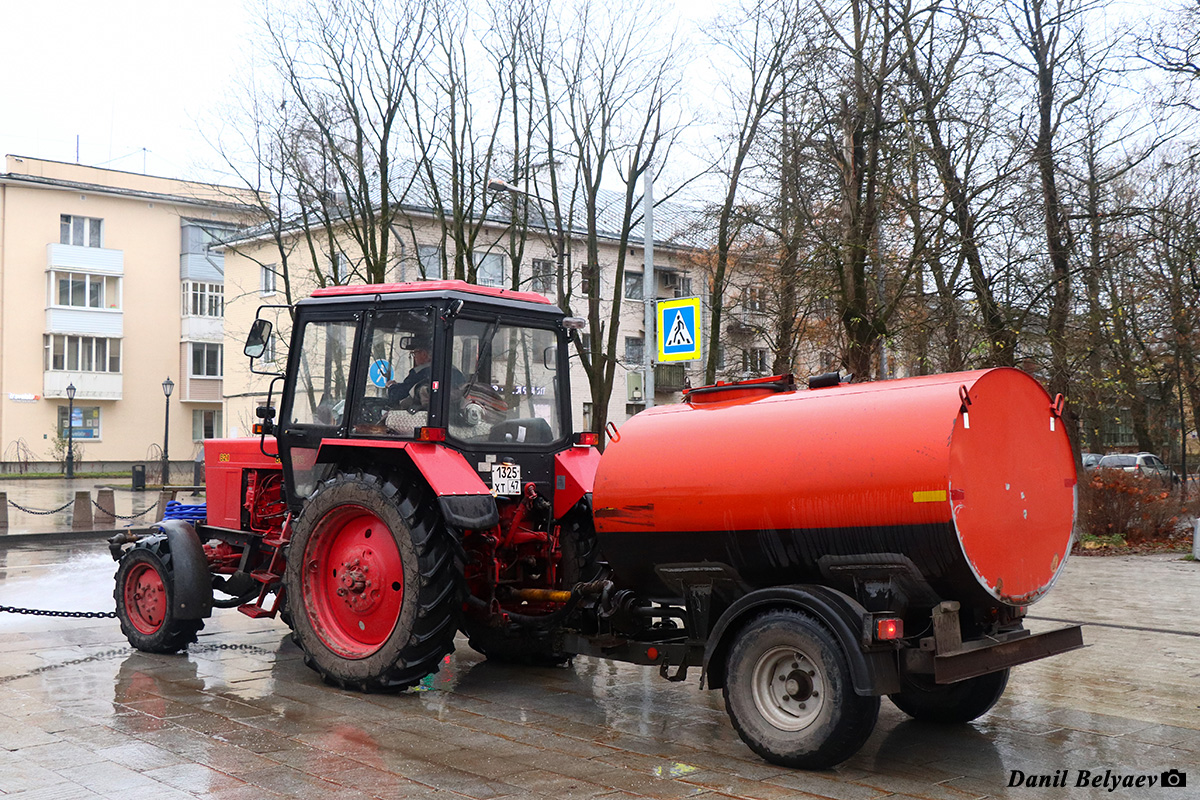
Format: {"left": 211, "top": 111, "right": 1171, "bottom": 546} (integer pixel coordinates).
{"left": 0, "top": 538, "right": 1197, "bottom": 800}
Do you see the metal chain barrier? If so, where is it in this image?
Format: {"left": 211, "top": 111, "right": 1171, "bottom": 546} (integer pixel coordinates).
{"left": 90, "top": 498, "right": 160, "bottom": 520}
{"left": 0, "top": 605, "right": 116, "bottom": 619}
{"left": 6, "top": 498, "right": 75, "bottom": 515}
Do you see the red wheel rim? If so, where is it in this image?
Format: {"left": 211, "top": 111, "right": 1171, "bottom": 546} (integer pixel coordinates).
{"left": 124, "top": 562, "right": 166, "bottom": 635}
{"left": 303, "top": 505, "right": 405, "bottom": 659}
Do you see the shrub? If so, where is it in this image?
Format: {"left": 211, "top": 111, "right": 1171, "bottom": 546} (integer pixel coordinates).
{"left": 1079, "top": 469, "right": 1187, "bottom": 544}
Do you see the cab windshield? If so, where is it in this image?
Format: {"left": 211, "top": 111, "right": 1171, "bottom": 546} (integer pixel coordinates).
{"left": 449, "top": 320, "right": 561, "bottom": 444}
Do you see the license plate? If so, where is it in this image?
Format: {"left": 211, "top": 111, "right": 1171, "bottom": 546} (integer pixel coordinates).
{"left": 491, "top": 463, "right": 521, "bottom": 495}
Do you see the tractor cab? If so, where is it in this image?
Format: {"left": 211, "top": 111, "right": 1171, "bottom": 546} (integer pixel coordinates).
{"left": 253, "top": 281, "right": 581, "bottom": 514}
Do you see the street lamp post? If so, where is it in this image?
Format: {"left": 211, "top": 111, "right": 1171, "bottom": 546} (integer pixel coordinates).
{"left": 65, "top": 383, "right": 76, "bottom": 479}
{"left": 161, "top": 377, "right": 174, "bottom": 486}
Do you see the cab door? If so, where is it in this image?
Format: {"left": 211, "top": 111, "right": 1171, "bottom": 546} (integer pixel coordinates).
{"left": 277, "top": 310, "right": 362, "bottom": 508}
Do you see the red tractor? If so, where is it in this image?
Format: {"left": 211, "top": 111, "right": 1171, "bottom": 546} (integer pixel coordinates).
{"left": 111, "top": 280, "right": 1084, "bottom": 769}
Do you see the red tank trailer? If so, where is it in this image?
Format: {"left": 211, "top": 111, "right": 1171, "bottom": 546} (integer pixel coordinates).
{"left": 108, "top": 281, "right": 1084, "bottom": 770}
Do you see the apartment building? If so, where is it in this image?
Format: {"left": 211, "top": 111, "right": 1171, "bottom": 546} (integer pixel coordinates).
{"left": 0, "top": 156, "right": 256, "bottom": 470}
{"left": 220, "top": 204, "right": 708, "bottom": 438}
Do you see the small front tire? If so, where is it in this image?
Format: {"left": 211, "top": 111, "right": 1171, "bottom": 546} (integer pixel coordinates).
{"left": 114, "top": 547, "right": 203, "bottom": 654}
{"left": 723, "top": 609, "right": 879, "bottom": 769}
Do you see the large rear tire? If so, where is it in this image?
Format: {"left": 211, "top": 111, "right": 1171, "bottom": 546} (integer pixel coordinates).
{"left": 114, "top": 545, "right": 204, "bottom": 654}
{"left": 723, "top": 609, "right": 879, "bottom": 769}
{"left": 462, "top": 506, "right": 601, "bottom": 666}
{"left": 285, "top": 470, "right": 462, "bottom": 692}
{"left": 888, "top": 668, "right": 1009, "bottom": 723}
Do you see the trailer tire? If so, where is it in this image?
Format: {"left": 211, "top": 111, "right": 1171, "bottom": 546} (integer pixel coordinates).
{"left": 889, "top": 668, "right": 1009, "bottom": 723}
{"left": 114, "top": 545, "right": 204, "bottom": 654}
{"left": 724, "top": 609, "right": 879, "bottom": 769}
{"left": 286, "top": 470, "right": 462, "bottom": 692}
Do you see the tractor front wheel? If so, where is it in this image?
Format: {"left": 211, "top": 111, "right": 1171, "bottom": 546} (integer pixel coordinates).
{"left": 285, "top": 471, "right": 462, "bottom": 692}
{"left": 114, "top": 546, "right": 204, "bottom": 653}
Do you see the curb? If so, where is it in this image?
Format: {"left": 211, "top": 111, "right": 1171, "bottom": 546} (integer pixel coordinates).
{"left": 0, "top": 527, "right": 152, "bottom": 548}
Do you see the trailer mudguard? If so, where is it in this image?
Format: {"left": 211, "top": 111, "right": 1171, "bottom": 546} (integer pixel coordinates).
{"left": 148, "top": 520, "right": 214, "bottom": 620}
{"left": 701, "top": 584, "right": 900, "bottom": 696}
{"left": 317, "top": 439, "right": 499, "bottom": 530}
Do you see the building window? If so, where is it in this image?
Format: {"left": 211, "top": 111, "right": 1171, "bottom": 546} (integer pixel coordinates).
{"left": 532, "top": 258, "right": 555, "bottom": 294}
{"left": 473, "top": 251, "right": 506, "bottom": 287}
{"left": 746, "top": 286, "right": 767, "bottom": 312}
{"left": 716, "top": 345, "right": 726, "bottom": 371}
{"left": 50, "top": 271, "right": 120, "bottom": 309}
{"left": 582, "top": 402, "right": 593, "bottom": 432}
{"left": 624, "top": 336, "right": 644, "bottom": 364}
{"left": 60, "top": 215, "right": 103, "bottom": 248}
{"left": 626, "top": 403, "right": 645, "bottom": 417}
{"left": 260, "top": 264, "right": 277, "bottom": 296}
{"left": 192, "top": 409, "right": 223, "bottom": 440}
{"left": 261, "top": 332, "right": 277, "bottom": 364}
{"left": 190, "top": 342, "right": 223, "bottom": 378}
{"left": 417, "top": 245, "right": 441, "bottom": 278}
{"left": 578, "top": 333, "right": 592, "bottom": 355}
{"left": 182, "top": 282, "right": 224, "bottom": 317}
{"left": 624, "top": 271, "right": 644, "bottom": 300}
{"left": 58, "top": 405, "right": 101, "bottom": 440}
{"left": 44, "top": 335, "right": 121, "bottom": 373}
{"left": 743, "top": 347, "right": 769, "bottom": 373}
{"left": 330, "top": 251, "right": 349, "bottom": 284}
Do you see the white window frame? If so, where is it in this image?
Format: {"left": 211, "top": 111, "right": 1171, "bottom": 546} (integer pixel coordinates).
{"left": 189, "top": 342, "right": 223, "bottom": 378}
{"left": 417, "top": 245, "right": 441, "bottom": 278}
{"left": 531, "top": 258, "right": 555, "bottom": 295}
{"left": 182, "top": 281, "right": 224, "bottom": 318}
{"left": 260, "top": 264, "right": 277, "bottom": 296}
{"left": 192, "top": 408, "right": 224, "bottom": 441}
{"left": 624, "top": 271, "right": 644, "bottom": 300}
{"left": 49, "top": 271, "right": 121, "bottom": 310}
{"left": 43, "top": 334, "right": 121, "bottom": 373}
{"left": 60, "top": 214, "right": 103, "bottom": 248}
{"left": 472, "top": 251, "right": 506, "bottom": 288}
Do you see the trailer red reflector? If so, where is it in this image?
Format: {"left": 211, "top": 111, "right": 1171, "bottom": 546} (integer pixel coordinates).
{"left": 416, "top": 426, "right": 447, "bottom": 442}
{"left": 876, "top": 618, "right": 903, "bottom": 640}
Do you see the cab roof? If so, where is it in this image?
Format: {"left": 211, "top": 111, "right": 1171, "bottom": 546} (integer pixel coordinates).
{"left": 309, "top": 279, "right": 553, "bottom": 306}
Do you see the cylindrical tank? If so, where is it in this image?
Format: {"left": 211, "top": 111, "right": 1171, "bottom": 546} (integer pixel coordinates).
{"left": 592, "top": 368, "right": 1076, "bottom": 608}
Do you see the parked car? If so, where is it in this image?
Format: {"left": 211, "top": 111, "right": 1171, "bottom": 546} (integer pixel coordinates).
{"left": 1097, "top": 452, "right": 1176, "bottom": 484}
{"left": 1081, "top": 452, "right": 1102, "bottom": 471}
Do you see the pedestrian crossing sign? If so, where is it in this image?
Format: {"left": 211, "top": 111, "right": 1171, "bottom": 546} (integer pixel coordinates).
{"left": 657, "top": 297, "right": 702, "bottom": 362}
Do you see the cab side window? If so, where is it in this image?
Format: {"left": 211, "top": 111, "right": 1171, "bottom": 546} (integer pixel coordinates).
{"left": 288, "top": 319, "right": 357, "bottom": 426}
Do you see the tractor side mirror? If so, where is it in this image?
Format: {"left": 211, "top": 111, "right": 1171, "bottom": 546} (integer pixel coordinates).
{"left": 543, "top": 346, "right": 557, "bottom": 370}
{"left": 245, "top": 319, "right": 273, "bottom": 359}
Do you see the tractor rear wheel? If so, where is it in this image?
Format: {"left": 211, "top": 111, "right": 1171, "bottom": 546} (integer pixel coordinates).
{"left": 114, "top": 545, "right": 204, "bottom": 654}
{"left": 285, "top": 470, "right": 462, "bottom": 692}
{"left": 889, "top": 668, "right": 1009, "bottom": 723}
{"left": 723, "top": 609, "right": 879, "bottom": 769}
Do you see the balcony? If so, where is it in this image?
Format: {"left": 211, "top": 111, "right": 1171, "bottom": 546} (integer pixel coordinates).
{"left": 44, "top": 371, "right": 123, "bottom": 400}
{"left": 45, "top": 307, "right": 123, "bottom": 337}
{"left": 181, "top": 251, "right": 224, "bottom": 282}
{"left": 654, "top": 363, "right": 688, "bottom": 393}
{"left": 181, "top": 316, "right": 222, "bottom": 342}
{"left": 46, "top": 243, "right": 123, "bottom": 274}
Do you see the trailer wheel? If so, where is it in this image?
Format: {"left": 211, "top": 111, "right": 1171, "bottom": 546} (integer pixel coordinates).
{"left": 724, "top": 609, "right": 879, "bottom": 769}
{"left": 286, "top": 470, "right": 462, "bottom": 692}
{"left": 114, "top": 546, "right": 204, "bottom": 654}
{"left": 889, "top": 668, "right": 1009, "bottom": 723}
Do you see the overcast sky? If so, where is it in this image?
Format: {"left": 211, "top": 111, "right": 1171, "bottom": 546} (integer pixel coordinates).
{"left": 1, "top": 0, "right": 256, "bottom": 181}
{"left": 0, "top": 0, "right": 724, "bottom": 188}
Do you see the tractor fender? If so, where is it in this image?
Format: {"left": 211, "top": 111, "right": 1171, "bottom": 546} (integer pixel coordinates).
{"left": 701, "top": 584, "right": 899, "bottom": 697}
{"left": 317, "top": 439, "right": 499, "bottom": 530}
{"left": 140, "top": 520, "right": 214, "bottom": 620}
